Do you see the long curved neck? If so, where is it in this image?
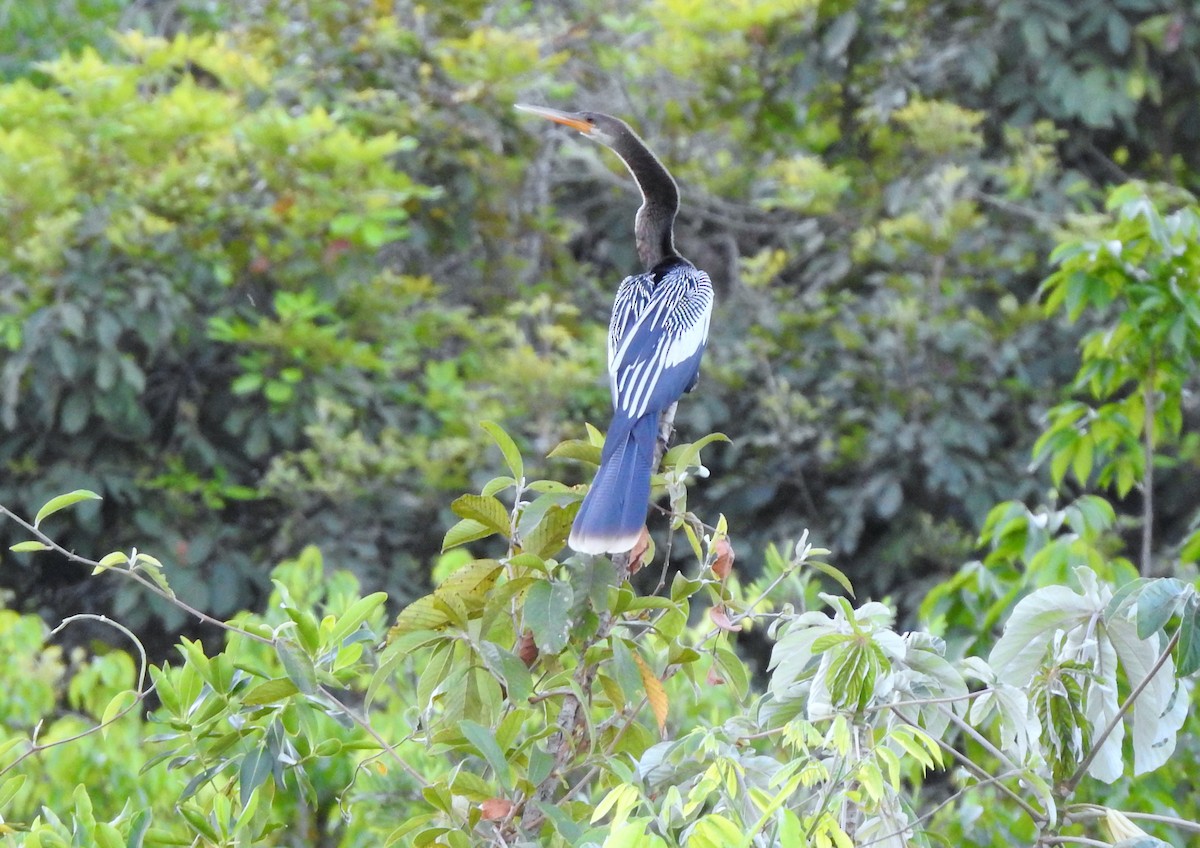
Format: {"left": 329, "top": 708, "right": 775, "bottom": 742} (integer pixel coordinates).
{"left": 611, "top": 129, "right": 680, "bottom": 270}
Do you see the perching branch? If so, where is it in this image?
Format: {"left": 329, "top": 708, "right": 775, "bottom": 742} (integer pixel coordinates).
{"left": 521, "top": 402, "right": 678, "bottom": 835}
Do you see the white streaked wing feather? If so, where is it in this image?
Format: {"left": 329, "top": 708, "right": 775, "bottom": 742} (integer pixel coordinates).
{"left": 610, "top": 266, "right": 713, "bottom": 419}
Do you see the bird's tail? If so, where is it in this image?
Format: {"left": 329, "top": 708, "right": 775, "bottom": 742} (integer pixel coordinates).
{"left": 568, "top": 415, "right": 658, "bottom": 555}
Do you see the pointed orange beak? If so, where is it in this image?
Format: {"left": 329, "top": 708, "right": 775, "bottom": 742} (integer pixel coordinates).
{"left": 515, "top": 103, "right": 594, "bottom": 135}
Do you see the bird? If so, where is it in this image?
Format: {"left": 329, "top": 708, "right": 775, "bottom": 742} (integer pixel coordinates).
{"left": 516, "top": 105, "right": 714, "bottom": 555}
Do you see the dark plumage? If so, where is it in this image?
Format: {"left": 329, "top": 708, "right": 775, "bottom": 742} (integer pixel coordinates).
{"left": 516, "top": 105, "right": 714, "bottom": 554}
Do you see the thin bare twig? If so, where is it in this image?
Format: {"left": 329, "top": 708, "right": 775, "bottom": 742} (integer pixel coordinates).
{"left": 891, "top": 707, "right": 1045, "bottom": 824}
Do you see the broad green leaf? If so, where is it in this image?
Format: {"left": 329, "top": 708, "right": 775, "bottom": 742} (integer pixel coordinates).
{"left": 547, "top": 438, "right": 602, "bottom": 466}
{"left": 460, "top": 720, "right": 513, "bottom": 790}
{"left": 442, "top": 518, "right": 494, "bottom": 552}
{"left": 329, "top": 591, "right": 388, "bottom": 645}
{"left": 1178, "top": 600, "right": 1200, "bottom": 676}
{"left": 476, "top": 641, "right": 533, "bottom": 704}
{"left": 662, "top": 432, "right": 730, "bottom": 475}
{"left": 523, "top": 579, "right": 572, "bottom": 654}
{"left": 521, "top": 502, "right": 579, "bottom": 559}
{"left": 0, "top": 775, "right": 26, "bottom": 809}
{"left": 388, "top": 595, "right": 451, "bottom": 640}
{"left": 1135, "top": 578, "right": 1189, "bottom": 638}
{"left": 437, "top": 559, "right": 504, "bottom": 608}
{"left": 34, "top": 489, "right": 101, "bottom": 528}
{"left": 450, "top": 494, "right": 511, "bottom": 538}
{"left": 275, "top": 640, "right": 318, "bottom": 695}
{"left": 481, "top": 420, "right": 523, "bottom": 481}
{"left": 610, "top": 638, "right": 642, "bottom": 708}
{"left": 242, "top": 677, "right": 300, "bottom": 706}
{"left": 687, "top": 814, "right": 744, "bottom": 848}
{"left": 239, "top": 747, "right": 274, "bottom": 807}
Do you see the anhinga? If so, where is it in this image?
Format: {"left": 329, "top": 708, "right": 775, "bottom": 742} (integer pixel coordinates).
{"left": 516, "top": 105, "right": 714, "bottom": 555}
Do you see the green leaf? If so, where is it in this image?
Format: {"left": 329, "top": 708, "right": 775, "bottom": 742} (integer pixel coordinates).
{"left": 524, "top": 579, "right": 573, "bottom": 654}
{"left": 688, "top": 814, "right": 745, "bottom": 848}
{"left": 662, "top": 432, "right": 730, "bottom": 474}
{"left": 93, "top": 550, "right": 129, "bottom": 574}
{"left": 481, "top": 420, "right": 523, "bottom": 481}
{"left": 0, "top": 774, "right": 26, "bottom": 809}
{"left": 329, "top": 591, "right": 389, "bottom": 645}
{"left": 547, "top": 438, "right": 602, "bottom": 466}
{"left": 477, "top": 641, "right": 533, "bottom": 704}
{"left": 100, "top": 689, "right": 139, "bottom": 737}
{"left": 442, "top": 518, "right": 495, "bottom": 552}
{"left": 450, "top": 494, "right": 511, "bottom": 537}
{"left": 242, "top": 677, "right": 300, "bottom": 706}
{"left": 808, "top": 559, "right": 855, "bottom": 597}
{"left": 1135, "top": 578, "right": 1188, "bottom": 639}
{"left": 521, "top": 502, "right": 579, "bottom": 559}
{"left": 459, "top": 719, "right": 513, "bottom": 790}
{"left": 34, "top": 489, "right": 101, "bottom": 528}
{"left": 9, "top": 540, "right": 51, "bottom": 553}
{"left": 1177, "top": 599, "right": 1200, "bottom": 677}
{"left": 239, "top": 747, "right": 274, "bottom": 807}
{"left": 275, "top": 640, "right": 318, "bottom": 695}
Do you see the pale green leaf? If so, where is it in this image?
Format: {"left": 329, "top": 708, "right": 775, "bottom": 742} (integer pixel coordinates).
{"left": 481, "top": 420, "right": 523, "bottom": 481}
{"left": 329, "top": 591, "right": 389, "bottom": 645}
{"left": 34, "top": 489, "right": 101, "bottom": 528}
{"left": 9, "top": 541, "right": 51, "bottom": 553}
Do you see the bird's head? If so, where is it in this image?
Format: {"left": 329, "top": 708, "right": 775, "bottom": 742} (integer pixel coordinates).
{"left": 514, "top": 104, "right": 627, "bottom": 149}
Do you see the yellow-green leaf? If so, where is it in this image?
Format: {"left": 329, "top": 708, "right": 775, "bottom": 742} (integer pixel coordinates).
{"left": 442, "top": 518, "right": 495, "bottom": 552}
{"left": 100, "top": 690, "right": 139, "bottom": 738}
{"left": 9, "top": 541, "right": 50, "bottom": 553}
{"left": 450, "top": 494, "right": 511, "bottom": 537}
{"left": 242, "top": 677, "right": 300, "bottom": 706}
{"left": 34, "top": 489, "right": 101, "bottom": 528}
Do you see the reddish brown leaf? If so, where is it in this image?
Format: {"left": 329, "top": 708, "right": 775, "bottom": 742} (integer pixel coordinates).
{"left": 628, "top": 526, "right": 651, "bottom": 574}
{"left": 712, "top": 538, "right": 735, "bottom": 580}
{"left": 709, "top": 605, "right": 743, "bottom": 633}
{"left": 480, "top": 798, "right": 513, "bottom": 821}
{"left": 516, "top": 630, "right": 539, "bottom": 668}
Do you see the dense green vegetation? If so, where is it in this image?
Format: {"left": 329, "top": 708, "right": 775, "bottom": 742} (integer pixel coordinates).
{"left": 2, "top": 0, "right": 1199, "bottom": 845}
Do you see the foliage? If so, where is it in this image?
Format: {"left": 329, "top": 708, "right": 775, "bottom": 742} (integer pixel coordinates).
{"left": 3, "top": 412, "right": 1198, "bottom": 846}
